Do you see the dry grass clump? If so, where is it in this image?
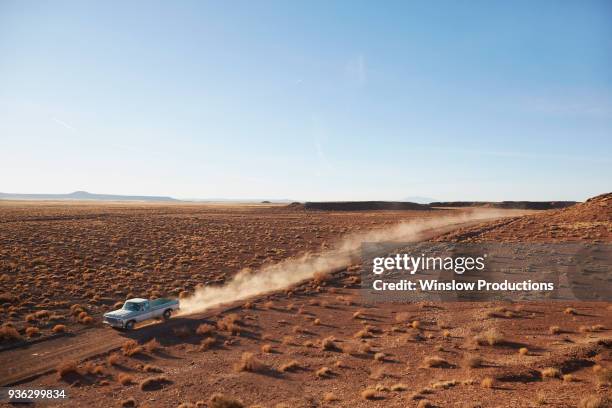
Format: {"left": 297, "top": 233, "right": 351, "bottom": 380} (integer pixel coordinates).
{"left": 0, "top": 324, "right": 21, "bottom": 341}
{"left": 541, "top": 367, "right": 561, "bottom": 379}
{"left": 261, "top": 344, "right": 272, "bottom": 353}
{"left": 422, "top": 356, "right": 450, "bottom": 368}
{"left": 519, "top": 347, "right": 529, "bottom": 355}
{"left": 25, "top": 326, "right": 40, "bottom": 338}
{"left": 480, "top": 377, "right": 495, "bottom": 388}
{"left": 121, "top": 397, "right": 136, "bottom": 407}
{"left": 118, "top": 373, "right": 134, "bottom": 385}
{"left": 578, "top": 396, "right": 611, "bottom": 408}
{"left": 321, "top": 336, "right": 339, "bottom": 351}
{"left": 432, "top": 380, "right": 457, "bottom": 389}
{"left": 199, "top": 337, "right": 216, "bottom": 351}
{"left": 374, "top": 352, "right": 385, "bottom": 362}
{"left": 279, "top": 360, "right": 300, "bottom": 372}
{"left": 411, "top": 320, "right": 421, "bottom": 329}
{"left": 235, "top": 352, "right": 266, "bottom": 373}
{"left": 549, "top": 325, "right": 562, "bottom": 335}
{"left": 196, "top": 323, "right": 216, "bottom": 336}
{"left": 83, "top": 362, "right": 104, "bottom": 375}
{"left": 122, "top": 340, "right": 143, "bottom": 357}
{"left": 564, "top": 307, "right": 577, "bottom": 315}
{"left": 144, "top": 364, "right": 163, "bottom": 373}
{"left": 474, "top": 328, "right": 504, "bottom": 346}
{"left": 354, "top": 329, "right": 372, "bottom": 339}
{"left": 323, "top": 392, "right": 339, "bottom": 402}
{"left": 562, "top": 374, "right": 576, "bottom": 382}
{"left": 217, "top": 314, "right": 241, "bottom": 336}
{"left": 56, "top": 361, "right": 79, "bottom": 379}
{"left": 464, "top": 355, "right": 483, "bottom": 368}
{"left": 52, "top": 324, "right": 66, "bottom": 333}
{"left": 140, "top": 375, "right": 171, "bottom": 391}
{"left": 209, "top": 393, "right": 244, "bottom": 408}
{"left": 417, "top": 400, "right": 434, "bottom": 408}
{"left": 316, "top": 367, "right": 332, "bottom": 378}
{"left": 361, "top": 388, "right": 377, "bottom": 400}
{"left": 390, "top": 383, "right": 408, "bottom": 391}
{"left": 107, "top": 353, "right": 120, "bottom": 366}
{"left": 144, "top": 338, "right": 161, "bottom": 353}
{"left": 352, "top": 310, "right": 364, "bottom": 319}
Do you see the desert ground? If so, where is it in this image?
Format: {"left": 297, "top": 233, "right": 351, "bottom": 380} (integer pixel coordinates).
{"left": 0, "top": 195, "right": 610, "bottom": 407}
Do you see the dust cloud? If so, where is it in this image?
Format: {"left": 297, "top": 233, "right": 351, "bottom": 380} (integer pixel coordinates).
{"left": 178, "top": 209, "right": 509, "bottom": 316}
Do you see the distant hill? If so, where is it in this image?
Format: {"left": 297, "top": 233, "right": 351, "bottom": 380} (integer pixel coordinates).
{"left": 0, "top": 191, "right": 179, "bottom": 202}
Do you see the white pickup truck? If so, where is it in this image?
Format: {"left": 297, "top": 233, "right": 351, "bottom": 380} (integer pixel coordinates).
{"left": 103, "top": 297, "right": 180, "bottom": 330}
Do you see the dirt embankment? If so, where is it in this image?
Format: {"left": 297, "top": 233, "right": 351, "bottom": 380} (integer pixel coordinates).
{"left": 430, "top": 201, "right": 577, "bottom": 210}
{"left": 436, "top": 192, "right": 612, "bottom": 242}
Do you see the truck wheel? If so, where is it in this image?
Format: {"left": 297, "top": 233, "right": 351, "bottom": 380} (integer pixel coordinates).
{"left": 125, "top": 320, "right": 135, "bottom": 330}
{"left": 163, "top": 309, "right": 172, "bottom": 320}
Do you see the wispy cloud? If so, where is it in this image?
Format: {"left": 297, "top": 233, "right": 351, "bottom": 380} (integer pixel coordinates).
{"left": 51, "top": 117, "right": 76, "bottom": 131}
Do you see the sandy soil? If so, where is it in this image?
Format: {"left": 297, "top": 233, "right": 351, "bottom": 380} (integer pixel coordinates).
{"left": 0, "top": 198, "right": 610, "bottom": 408}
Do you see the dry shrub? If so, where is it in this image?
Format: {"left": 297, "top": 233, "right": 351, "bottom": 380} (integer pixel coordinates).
{"left": 316, "top": 367, "right": 332, "bottom": 378}
{"left": 140, "top": 375, "right": 171, "bottom": 391}
{"left": 209, "top": 393, "right": 244, "bottom": 408}
{"left": 391, "top": 383, "right": 408, "bottom": 391}
{"left": 464, "top": 355, "right": 483, "bottom": 368}
{"left": 411, "top": 320, "right": 421, "bottom": 329}
{"left": 562, "top": 374, "right": 576, "bottom": 382}
{"left": 323, "top": 392, "right": 339, "bottom": 402}
{"left": 25, "top": 326, "right": 40, "bottom": 338}
{"left": 541, "top": 367, "right": 561, "bottom": 379}
{"left": 519, "top": 347, "right": 529, "bottom": 355}
{"left": 549, "top": 326, "right": 562, "bottom": 335}
{"left": 83, "top": 362, "right": 104, "bottom": 375}
{"left": 122, "top": 340, "right": 143, "bottom": 357}
{"left": 442, "top": 330, "right": 451, "bottom": 338}
{"left": 144, "top": 338, "right": 161, "bottom": 353}
{"left": 144, "top": 364, "right": 163, "bottom": 373}
{"left": 321, "top": 336, "right": 339, "bottom": 351}
{"left": 118, "top": 373, "right": 134, "bottom": 385}
{"left": 474, "top": 328, "right": 504, "bottom": 346}
{"left": 432, "top": 380, "right": 457, "bottom": 389}
{"left": 417, "top": 400, "right": 434, "bottom": 408}
{"left": 217, "top": 314, "right": 240, "bottom": 335}
{"left": 52, "top": 324, "right": 66, "bottom": 333}
{"left": 199, "top": 337, "right": 216, "bottom": 351}
{"left": 354, "top": 329, "right": 372, "bottom": 339}
{"left": 352, "top": 310, "right": 363, "bottom": 319}
{"left": 0, "top": 324, "right": 21, "bottom": 341}
{"left": 56, "top": 361, "right": 79, "bottom": 379}
{"left": 261, "top": 344, "right": 272, "bottom": 353}
{"left": 279, "top": 360, "right": 300, "bottom": 372}
{"left": 107, "top": 353, "right": 120, "bottom": 366}
{"left": 578, "top": 396, "right": 611, "bottom": 408}
{"left": 422, "top": 356, "right": 449, "bottom": 368}
{"left": 196, "top": 324, "right": 215, "bottom": 336}
{"left": 313, "top": 318, "right": 321, "bottom": 325}
{"left": 235, "top": 352, "right": 265, "bottom": 373}
{"left": 374, "top": 352, "right": 385, "bottom": 362}
{"left": 591, "top": 324, "right": 606, "bottom": 331}
{"left": 121, "top": 397, "right": 136, "bottom": 407}
{"left": 361, "top": 388, "right": 377, "bottom": 400}
{"left": 481, "top": 377, "right": 495, "bottom": 388}
{"left": 564, "top": 307, "right": 577, "bottom": 315}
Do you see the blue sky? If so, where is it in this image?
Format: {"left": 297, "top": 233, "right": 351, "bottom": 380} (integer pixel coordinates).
{"left": 1, "top": 0, "right": 610, "bottom": 201}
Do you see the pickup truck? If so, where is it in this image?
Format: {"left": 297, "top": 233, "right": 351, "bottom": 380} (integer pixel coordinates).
{"left": 103, "top": 297, "right": 180, "bottom": 330}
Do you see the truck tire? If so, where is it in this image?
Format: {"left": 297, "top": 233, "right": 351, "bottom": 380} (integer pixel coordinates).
{"left": 125, "top": 320, "right": 135, "bottom": 330}
{"left": 163, "top": 309, "right": 172, "bottom": 320}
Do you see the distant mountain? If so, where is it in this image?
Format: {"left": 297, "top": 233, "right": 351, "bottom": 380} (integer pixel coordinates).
{"left": 0, "top": 191, "right": 179, "bottom": 202}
